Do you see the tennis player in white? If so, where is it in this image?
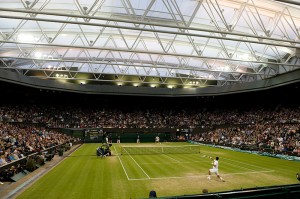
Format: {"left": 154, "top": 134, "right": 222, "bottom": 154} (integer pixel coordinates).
{"left": 155, "top": 135, "right": 160, "bottom": 144}
{"left": 207, "top": 156, "right": 225, "bottom": 182}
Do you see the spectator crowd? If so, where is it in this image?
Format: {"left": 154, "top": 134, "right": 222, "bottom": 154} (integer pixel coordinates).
{"left": 191, "top": 123, "right": 300, "bottom": 156}
{"left": 1, "top": 104, "right": 299, "bottom": 129}
{"left": 0, "top": 102, "right": 299, "bottom": 158}
{"left": 0, "top": 122, "right": 79, "bottom": 183}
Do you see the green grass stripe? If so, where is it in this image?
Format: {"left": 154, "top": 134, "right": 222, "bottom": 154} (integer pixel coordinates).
{"left": 15, "top": 143, "right": 300, "bottom": 199}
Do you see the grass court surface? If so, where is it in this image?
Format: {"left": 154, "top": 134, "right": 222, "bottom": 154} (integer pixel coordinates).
{"left": 16, "top": 142, "right": 300, "bottom": 199}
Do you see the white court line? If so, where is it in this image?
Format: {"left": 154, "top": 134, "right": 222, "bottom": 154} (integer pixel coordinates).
{"left": 127, "top": 153, "right": 151, "bottom": 179}
{"left": 201, "top": 154, "right": 273, "bottom": 171}
{"left": 127, "top": 170, "right": 274, "bottom": 181}
{"left": 140, "top": 152, "right": 209, "bottom": 165}
{"left": 222, "top": 157, "right": 273, "bottom": 171}
{"left": 162, "top": 154, "right": 181, "bottom": 162}
{"left": 116, "top": 152, "right": 274, "bottom": 181}
{"left": 141, "top": 160, "right": 207, "bottom": 165}
{"left": 113, "top": 146, "right": 130, "bottom": 180}
{"left": 222, "top": 160, "right": 257, "bottom": 171}
{"left": 222, "top": 170, "right": 274, "bottom": 176}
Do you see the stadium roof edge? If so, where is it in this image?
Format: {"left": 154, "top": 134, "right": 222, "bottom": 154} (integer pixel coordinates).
{"left": 0, "top": 69, "right": 299, "bottom": 97}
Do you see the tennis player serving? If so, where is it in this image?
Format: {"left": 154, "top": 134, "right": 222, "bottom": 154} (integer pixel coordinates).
{"left": 207, "top": 156, "right": 225, "bottom": 182}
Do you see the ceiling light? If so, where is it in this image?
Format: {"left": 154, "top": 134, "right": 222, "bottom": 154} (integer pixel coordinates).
{"left": 18, "top": 33, "right": 35, "bottom": 42}
{"left": 224, "top": 66, "right": 230, "bottom": 71}
{"left": 35, "top": 52, "right": 42, "bottom": 58}
{"left": 242, "top": 54, "right": 249, "bottom": 60}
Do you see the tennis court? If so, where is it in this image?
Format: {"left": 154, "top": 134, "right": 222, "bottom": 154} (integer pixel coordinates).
{"left": 16, "top": 142, "right": 300, "bottom": 199}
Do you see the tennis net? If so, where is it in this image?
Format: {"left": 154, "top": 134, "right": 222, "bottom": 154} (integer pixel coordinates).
{"left": 120, "top": 145, "right": 200, "bottom": 155}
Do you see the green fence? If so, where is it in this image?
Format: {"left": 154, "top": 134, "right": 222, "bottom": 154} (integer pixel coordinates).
{"left": 59, "top": 128, "right": 179, "bottom": 143}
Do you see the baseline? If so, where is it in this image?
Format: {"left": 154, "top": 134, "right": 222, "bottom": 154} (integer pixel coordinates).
{"left": 127, "top": 170, "right": 274, "bottom": 181}
{"left": 127, "top": 154, "right": 151, "bottom": 179}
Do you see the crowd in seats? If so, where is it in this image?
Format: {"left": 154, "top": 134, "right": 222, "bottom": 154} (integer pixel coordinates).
{"left": 0, "top": 122, "right": 79, "bottom": 182}
{"left": 192, "top": 123, "right": 300, "bottom": 156}
{"left": 1, "top": 104, "right": 300, "bottom": 129}
{"left": 0, "top": 103, "right": 300, "bottom": 159}
{"left": 0, "top": 101, "right": 299, "bottom": 184}
{"left": 0, "top": 123, "right": 74, "bottom": 164}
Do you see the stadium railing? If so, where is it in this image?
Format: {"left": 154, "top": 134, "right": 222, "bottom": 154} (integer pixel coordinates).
{"left": 0, "top": 141, "right": 81, "bottom": 182}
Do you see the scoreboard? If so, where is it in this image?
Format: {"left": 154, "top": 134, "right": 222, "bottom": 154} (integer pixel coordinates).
{"left": 84, "top": 129, "right": 105, "bottom": 142}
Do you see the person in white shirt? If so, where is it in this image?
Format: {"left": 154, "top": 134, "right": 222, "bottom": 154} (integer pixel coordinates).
{"left": 155, "top": 136, "right": 160, "bottom": 144}
{"left": 207, "top": 156, "right": 225, "bottom": 182}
